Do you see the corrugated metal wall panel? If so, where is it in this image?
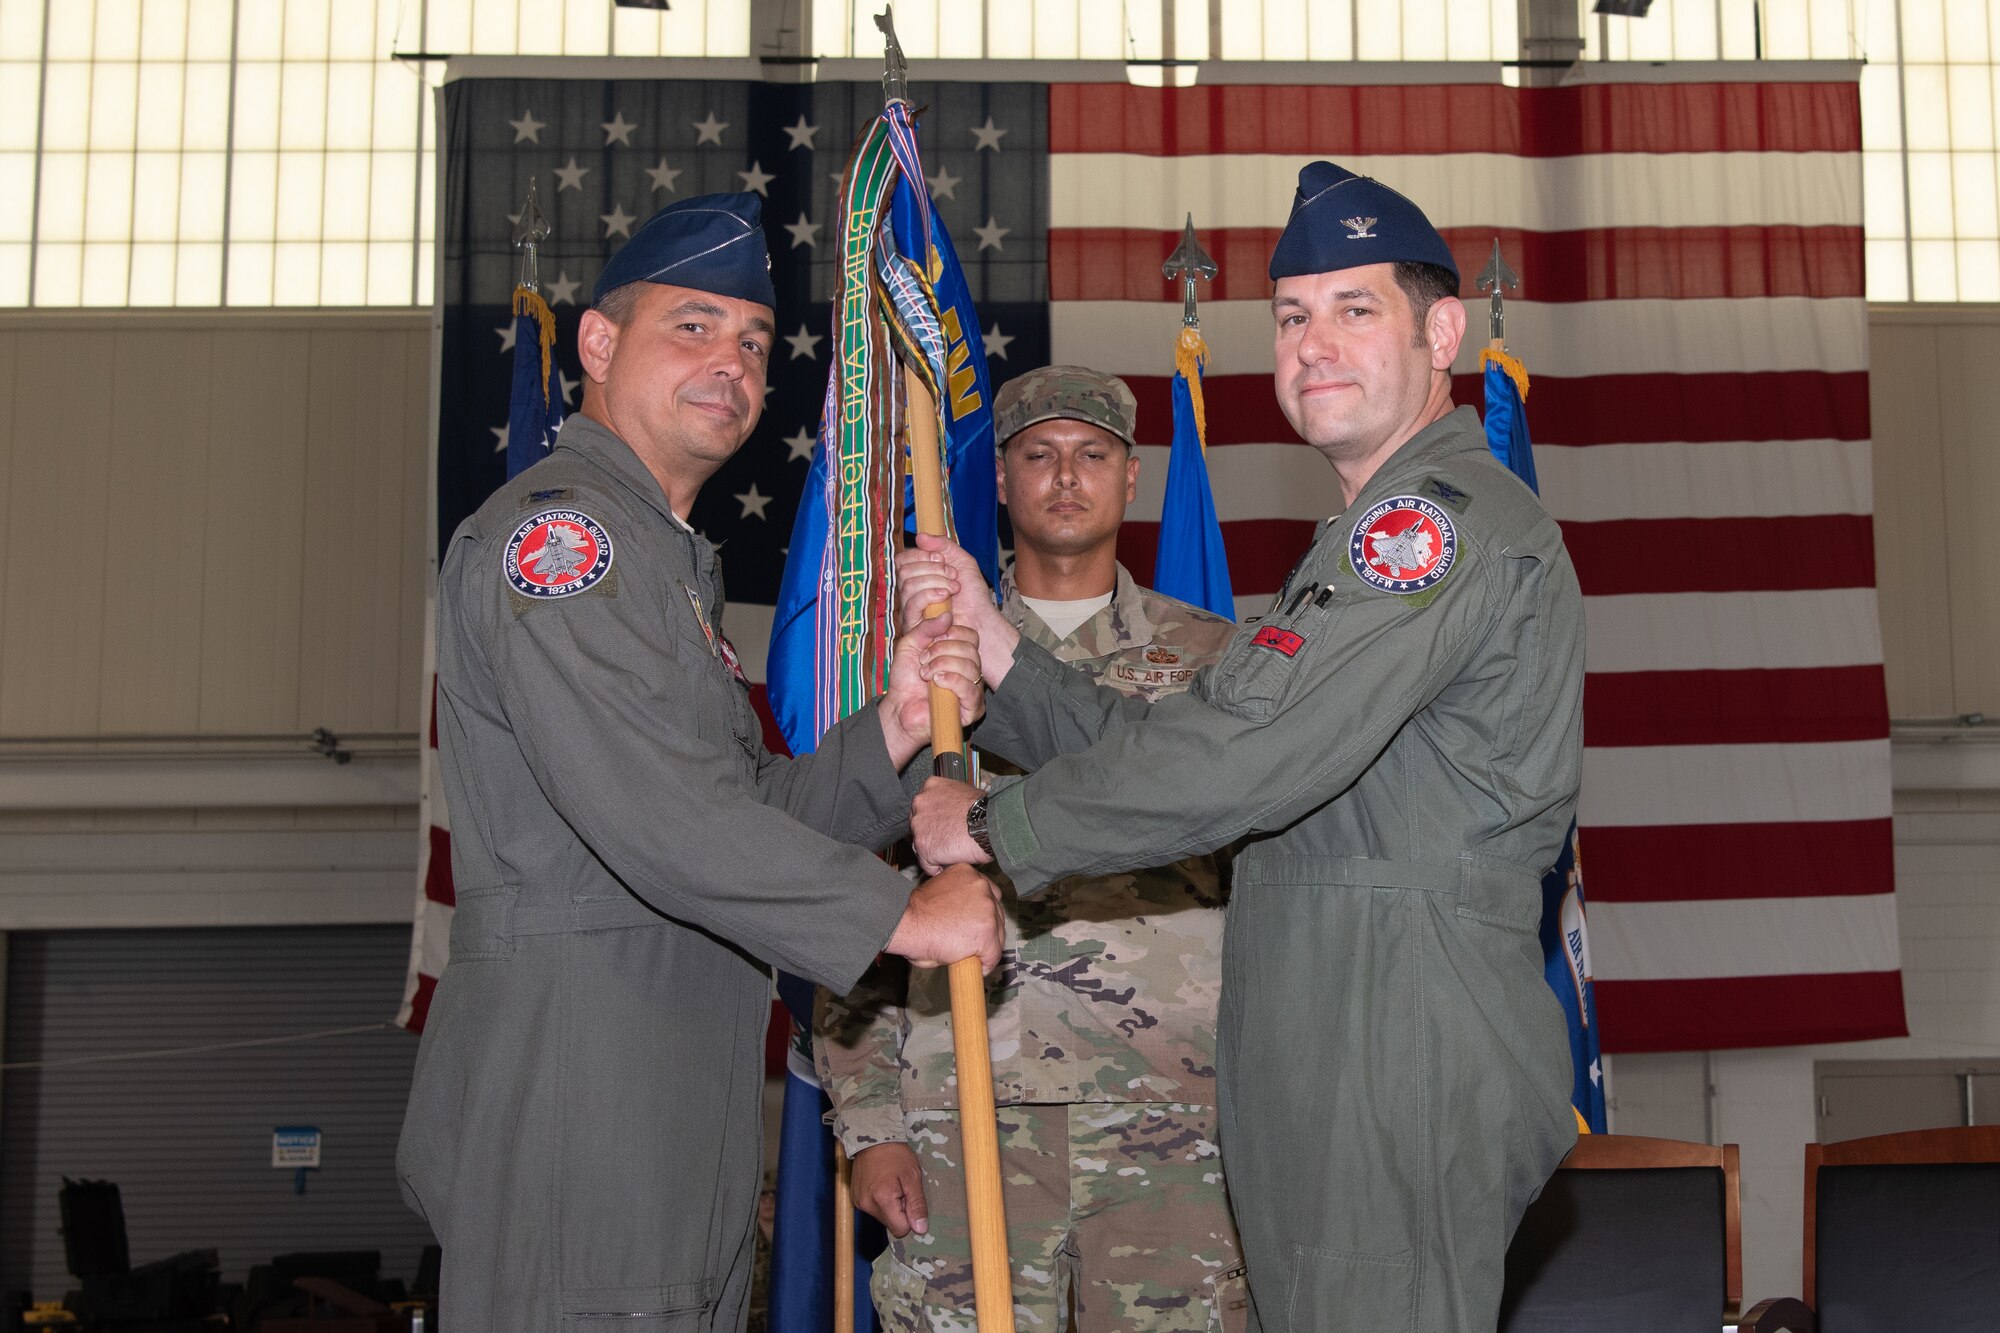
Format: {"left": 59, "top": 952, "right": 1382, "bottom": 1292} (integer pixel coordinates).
{"left": 0, "top": 925, "right": 436, "bottom": 1299}
{"left": 0, "top": 314, "right": 429, "bottom": 741}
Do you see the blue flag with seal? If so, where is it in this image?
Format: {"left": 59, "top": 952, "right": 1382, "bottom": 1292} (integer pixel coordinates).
{"left": 1152, "top": 325, "right": 1234, "bottom": 619}
{"left": 1482, "top": 345, "right": 1605, "bottom": 1135}
{"left": 505, "top": 287, "right": 563, "bottom": 481}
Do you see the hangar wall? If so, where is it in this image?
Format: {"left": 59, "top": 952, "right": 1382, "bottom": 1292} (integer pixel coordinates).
{"left": 0, "top": 311, "right": 431, "bottom": 932}
{"left": 0, "top": 312, "right": 431, "bottom": 744}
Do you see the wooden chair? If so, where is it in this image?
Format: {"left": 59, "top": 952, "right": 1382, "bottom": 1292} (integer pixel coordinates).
{"left": 1501, "top": 1134, "right": 1755, "bottom": 1332}
{"left": 1742, "top": 1125, "right": 2000, "bottom": 1332}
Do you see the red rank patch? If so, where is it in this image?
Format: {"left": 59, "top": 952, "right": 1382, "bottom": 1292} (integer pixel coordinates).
{"left": 505, "top": 509, "right": 613, "bottom": 599}
{"left": 1252, "top": 625, "right": 1306, "bottom": 657}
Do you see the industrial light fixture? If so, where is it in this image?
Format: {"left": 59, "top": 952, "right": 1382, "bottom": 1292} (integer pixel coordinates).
{"left": 614, "top": 0, "right": 671, "bottom": 9}
{"left": 1593, "top": 0, "right": 1654, "bottom": 14}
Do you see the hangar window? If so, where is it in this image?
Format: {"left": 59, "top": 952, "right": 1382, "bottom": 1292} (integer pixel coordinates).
{"left": 0, "top": 0, "right": 1990, "bottom": 305}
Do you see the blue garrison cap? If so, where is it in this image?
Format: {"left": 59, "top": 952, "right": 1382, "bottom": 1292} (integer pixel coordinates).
{"left": 592, "top": 192, "right": 776, "bottom": 309}
{"left": 1268, "top": 161, "right": 1458, "bottom": 284}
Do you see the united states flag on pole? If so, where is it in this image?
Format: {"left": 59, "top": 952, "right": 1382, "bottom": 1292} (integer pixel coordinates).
{"left": 405, "top": 71, "right": 1901, "bottom": 1058}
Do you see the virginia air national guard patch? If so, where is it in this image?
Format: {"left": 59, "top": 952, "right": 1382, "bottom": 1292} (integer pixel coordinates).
{"left": 505, "top": 510, "right": 613, "bottom": 598}
{"left": 1350, "top": 495, "right": 1457, "bottom": 595}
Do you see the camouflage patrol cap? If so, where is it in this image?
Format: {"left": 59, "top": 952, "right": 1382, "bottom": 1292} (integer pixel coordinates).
{"left": 994, "top": 365, "right": 1138, "bottom": 449}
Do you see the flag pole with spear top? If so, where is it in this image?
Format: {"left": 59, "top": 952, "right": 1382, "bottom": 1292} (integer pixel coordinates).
{"left": 1476, "top": 239, "right": 1536, "bottom": 490}
{"left": 1475, "top": 242, "right": 1602, "bottom": 1135}
{"left": 1151, "top": 215, "right": 1235, "bottom": 619}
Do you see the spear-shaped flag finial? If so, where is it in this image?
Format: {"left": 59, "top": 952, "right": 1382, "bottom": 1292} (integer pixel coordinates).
{"left": 876, "top": 6, "right": 908, "bottom": 104}
{"left": 512, "top": 177, "right": 550, "bottom": 294}
{"left": 1162, "top": 214, "right": 1217, "bottom": 329}
{"left": 1475, "top": 238, "right": 1520, "bottom": 348}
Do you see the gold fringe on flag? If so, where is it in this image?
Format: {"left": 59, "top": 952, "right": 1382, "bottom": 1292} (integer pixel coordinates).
{"left": 1175, "top": 324, "right": 1210, "bottom": 452}
{"left": 1479, "top": 345, "right": 1530, "bottom": 402}
{"left": 514, "top": 286, "right": 559, "bottom": 410}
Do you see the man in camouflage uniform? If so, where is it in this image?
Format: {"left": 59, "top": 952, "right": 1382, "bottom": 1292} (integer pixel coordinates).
{"left": 817, "top": 366, "right": 1248, "bottom": 1333}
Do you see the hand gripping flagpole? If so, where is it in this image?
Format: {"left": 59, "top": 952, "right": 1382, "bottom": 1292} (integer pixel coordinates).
{"left": 880, "top": 9, "right": 1016, "bottom": 1332}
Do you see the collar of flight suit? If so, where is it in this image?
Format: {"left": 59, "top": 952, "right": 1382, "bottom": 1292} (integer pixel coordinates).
{"left": 999, "top": 561, "right": 1157, "bottom": 665}
{"left": 554, "top": 414, "right": 701, "bottom": 534}
{"left": 1330, "top": 404, "right": 1488, "bottom": 525}
{"left": 552, "top": 413, "right": 718, "bottom": 589}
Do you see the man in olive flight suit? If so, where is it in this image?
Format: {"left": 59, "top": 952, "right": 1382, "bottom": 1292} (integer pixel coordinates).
{"left": 397, "top": 194, "right": 1004, "bottom": 1333}
{"left": 817, "top": 367, "right": 1246, "bottom": 1333}
{"left": 899, "top": 164, "right": 1584, "bottom": 1332}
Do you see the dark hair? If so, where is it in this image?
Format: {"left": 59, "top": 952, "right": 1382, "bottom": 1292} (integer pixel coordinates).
{"left": 1392, "top": 262, "right": 1460, "bottom": 347}
{"left": 592, "top": 280, "right": 644, "bottom": 325}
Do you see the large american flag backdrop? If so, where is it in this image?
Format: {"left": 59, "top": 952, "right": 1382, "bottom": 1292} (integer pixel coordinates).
{"left": 402, "top": 69, "right": 1904, "bottom": 1055}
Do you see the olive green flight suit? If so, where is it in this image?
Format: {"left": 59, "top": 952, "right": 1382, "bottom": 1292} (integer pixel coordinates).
{"left": 972, "top": 407, "right": 1583, "bottom": 1333}
{"left": 398, "top": 416, "right": 920, "bottom": 1333}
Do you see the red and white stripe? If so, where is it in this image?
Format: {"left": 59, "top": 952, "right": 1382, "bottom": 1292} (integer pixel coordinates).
{"left": 1050, "top": 77, "right": 1900, "bottom": 1054}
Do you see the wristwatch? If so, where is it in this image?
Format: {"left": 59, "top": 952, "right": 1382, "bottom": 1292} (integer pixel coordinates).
{"left": 965, "top": 796, "right": 993, "bottom": 859}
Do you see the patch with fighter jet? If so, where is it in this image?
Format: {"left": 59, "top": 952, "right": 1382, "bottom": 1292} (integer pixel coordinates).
{"left": 504, "top": 509, "right": 613, "bottom": 599}
{"left": 1349, "top": 495, "right": 1457, "bottom": 596}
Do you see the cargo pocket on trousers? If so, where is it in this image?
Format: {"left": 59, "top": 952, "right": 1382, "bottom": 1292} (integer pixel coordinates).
{"left": 1287, "top": 1244, "right": 1416, "bottom": 1333}
{"left": 1203, "top": 1262, "right": 1251, "bottom": 1333}
{"left": 869, "top": 1251, "right": 935, "bottom": 1331}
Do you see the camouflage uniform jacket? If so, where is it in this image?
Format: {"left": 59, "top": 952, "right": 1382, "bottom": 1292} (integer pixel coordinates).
{"left": 816, "top": 563, "right": 1237, "bottom": 1155}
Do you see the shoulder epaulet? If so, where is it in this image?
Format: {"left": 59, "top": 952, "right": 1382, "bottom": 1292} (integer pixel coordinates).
{"left": 1140, "top": 586, "right": 1235, "bottom": 627}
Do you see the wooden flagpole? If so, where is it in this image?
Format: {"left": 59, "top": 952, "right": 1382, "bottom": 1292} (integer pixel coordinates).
{"left": 833, "top": 1143, "right": 855, "bottom": 1333}
{"left": 906, "top": 364, "right": 1015, "bottom": 1333}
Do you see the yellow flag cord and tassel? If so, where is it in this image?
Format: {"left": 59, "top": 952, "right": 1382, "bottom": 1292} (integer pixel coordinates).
{"left": 1479, "top": 344, "right": 1530, "bottom": 402}
{"left": 1175, "top": 324, "right": 1210, "bottom": 452}
{"left": 514, "top": 287, "right": 559, "bottom": 410}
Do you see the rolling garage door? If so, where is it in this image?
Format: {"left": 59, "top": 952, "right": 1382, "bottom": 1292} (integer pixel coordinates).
{"left": 0, "top": 925, "right": 436, "bottom": 1301}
